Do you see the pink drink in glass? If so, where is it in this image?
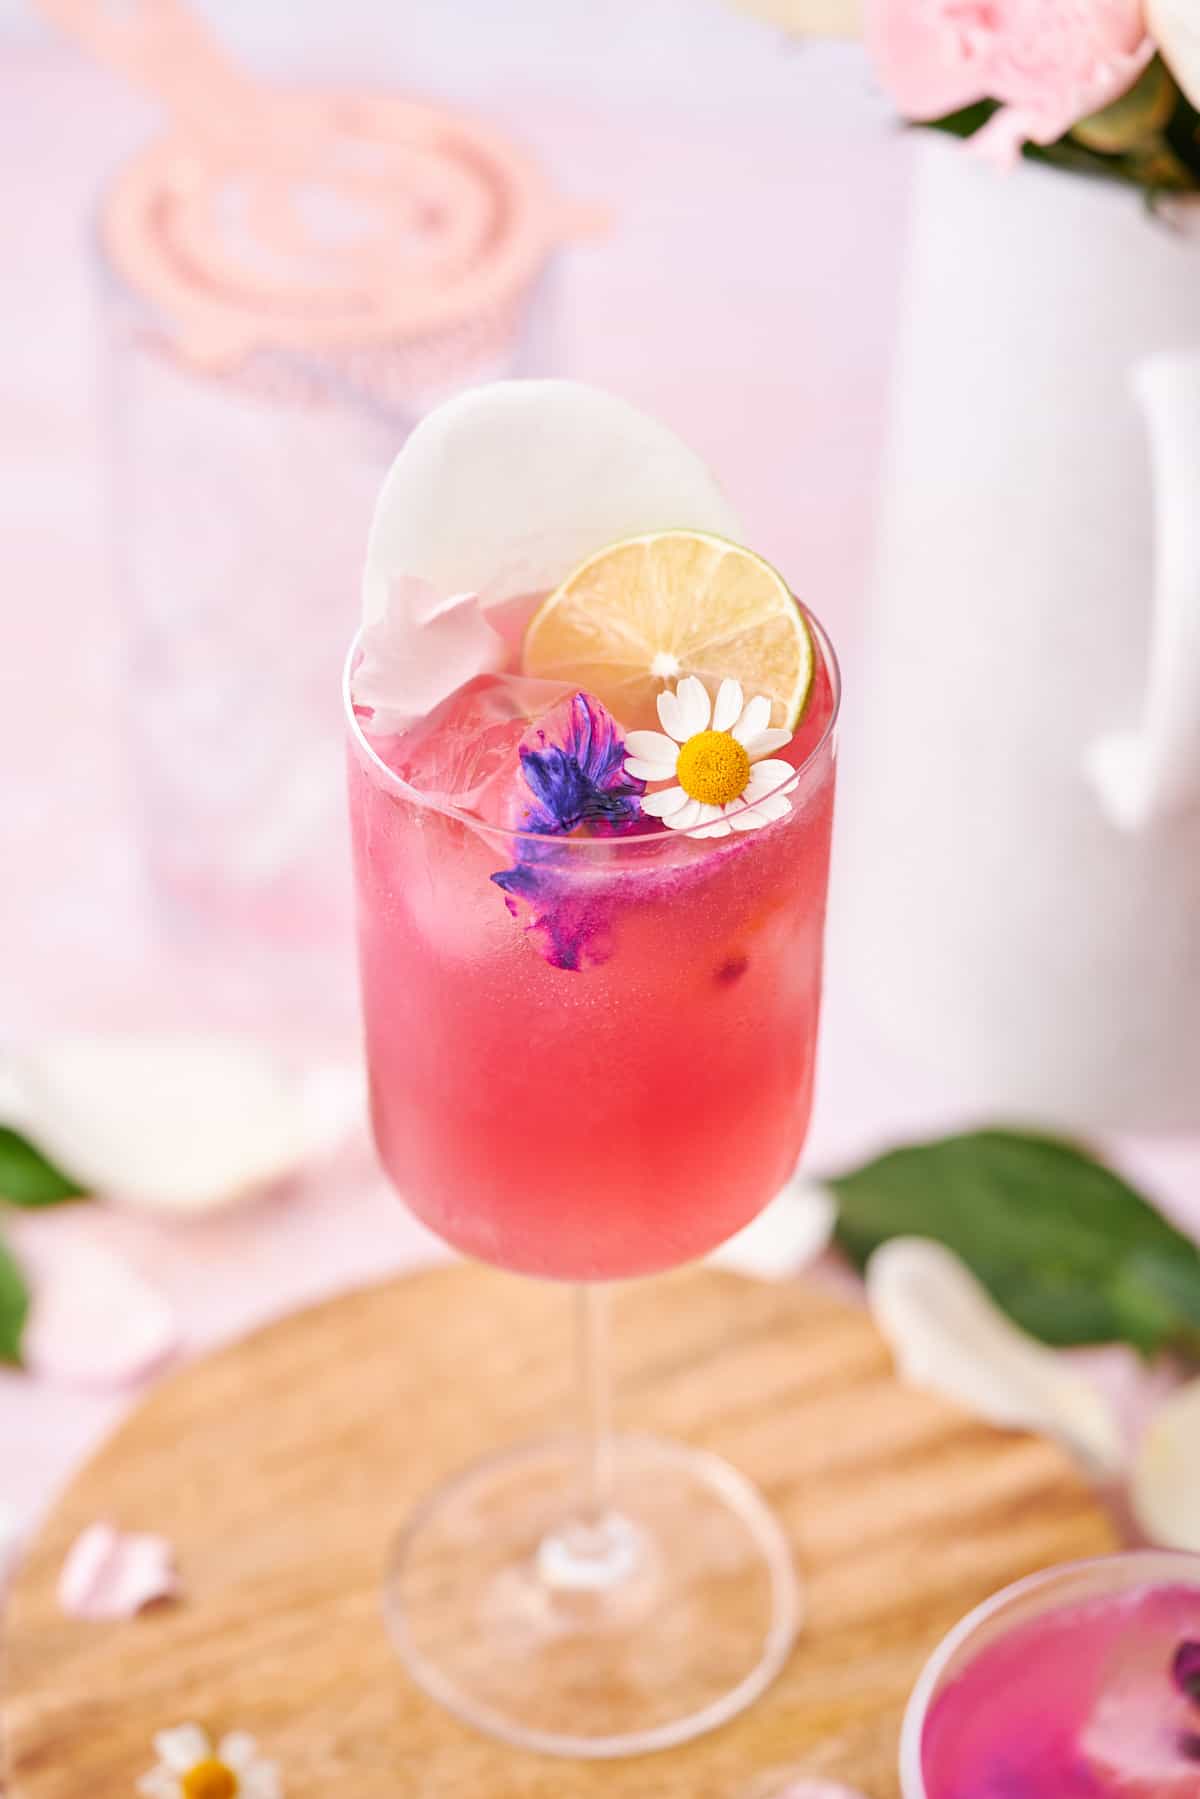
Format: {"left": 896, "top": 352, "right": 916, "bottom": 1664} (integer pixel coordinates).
{"left": 347, "top": 606, "right": 837, "bottom": 1282}
{"left": 345, "top": 381, "right": 838, "bottom": 1755}
{"left": 905, "top": 1556, "right": 1200, "bottom": 1798}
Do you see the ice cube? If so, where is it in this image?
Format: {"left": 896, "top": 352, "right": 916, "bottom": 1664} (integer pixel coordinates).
{"left": 376, "top": 674, "right": 649, "bottom": 843}
{"left": 1080, "top": 1589, "right": 1200, "bottom": 1793}
{"left": 371, "top": 673, "right": 574, "bottom": 822}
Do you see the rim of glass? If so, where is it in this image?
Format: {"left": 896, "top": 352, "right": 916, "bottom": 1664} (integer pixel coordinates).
{"left": 341, "top": 602, "right": 841, "bottom": 848}
{"left": 897, "top": 1548, "right": 1200, "bottom": 1796}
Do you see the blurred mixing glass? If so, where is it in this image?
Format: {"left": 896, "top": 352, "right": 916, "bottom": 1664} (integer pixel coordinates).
{"left": 42, "top": 0, "right": 593, "bottom": 969}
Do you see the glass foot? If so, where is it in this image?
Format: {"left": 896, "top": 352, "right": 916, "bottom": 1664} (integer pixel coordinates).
{"left": 383, "top": 1433, "right": 801, "bottom": 1758}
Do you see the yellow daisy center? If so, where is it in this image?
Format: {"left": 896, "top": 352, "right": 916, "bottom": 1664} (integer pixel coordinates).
{"left": 181, "top": 1760, "right": 238, "bottom": 1799}
{"left": 675, "top": 730, "right": 751, "bottom": 807}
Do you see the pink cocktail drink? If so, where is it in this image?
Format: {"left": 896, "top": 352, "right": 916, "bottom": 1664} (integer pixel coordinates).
{"left": 344, "top": 379, "right": 837, "bottom": 1756}
{"left": 904, "top": 1554, "right": 1200, "bottom": 1799}
{"left": 348, "top": 614, "right": 837, "bottom": 1281}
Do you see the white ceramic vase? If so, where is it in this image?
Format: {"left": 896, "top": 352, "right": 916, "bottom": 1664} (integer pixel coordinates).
{"left": 839, "top": 137, "right": 1200, "bottom": 1133}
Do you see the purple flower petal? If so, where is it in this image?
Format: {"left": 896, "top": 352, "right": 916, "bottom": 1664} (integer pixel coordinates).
{"left": 515, "top": 692, "right": 644, "bottom": 835}
{"left": 1173, "top": 1640, "right": 1200, "bottom": 1704}
{"left": 493, "top": 692, "right": 645, "bottom": 970}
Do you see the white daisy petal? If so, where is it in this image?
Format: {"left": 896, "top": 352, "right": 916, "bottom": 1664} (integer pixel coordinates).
{"left": 642, "top": 785, "right": 690, "bottom": 819}
{"left": 218, "top": 1733, "right": 259, "bottom": 1773}
{"left": 712, "top": 678, "right": 743, "bottom": 732}
{"left": 752, "top": 793, "right": 791, "bottom": 822}
{"left": 729, "top": 805, "right": 770, "bottom": 831}
{"left": 675, "top": 675, "right": 711, "bottom": 737}
{"left": 744, "top": 762, "right": 794, "bottom": 802}
{"left": 744, "top": 728, "right": 793, "bottom": 760}
{"left": 625, "top": 757, "right": 676, "bottom": 781}
{"left": 745, "top": 757, "right": 793, "bottom": 787}
{"left": 656, "top": 688, "right": 687, "bottom": 741}
{"left": 155, "top": 1726, "right": 211, "bottom": 1772}
{"left": 241, "top": 1765, "right": 282, "bottom": 1799}
{"left": 667, "top": 798, "right": 705, "bottom": 830}
{"left": 689, "top": 819, "right": 733, "bottom": 838}
{"left": 137, "top": 1772, "right": 180, "bottom": 1799}
{"left": 625, "top": 730, "right": 678, "bottom": 766}
{"left": 681, "top": 803, "right": 724, "bottom": 835}
{"left": 732, "top": 695, "right": 771, "bottom": 744}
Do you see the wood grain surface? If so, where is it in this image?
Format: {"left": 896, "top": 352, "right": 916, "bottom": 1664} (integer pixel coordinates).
{"left": 3, "top": 1265, "right": 1115, "bottom": 1797}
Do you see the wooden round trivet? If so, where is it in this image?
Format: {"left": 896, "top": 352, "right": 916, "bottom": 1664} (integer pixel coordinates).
{"left": 3, "top": 1265, "right": 1114, "bottom": 1798}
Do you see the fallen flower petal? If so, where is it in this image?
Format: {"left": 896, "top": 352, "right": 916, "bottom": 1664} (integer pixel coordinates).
{"left": 8, "top": 1036, "right": 337, "bottom": 1215}
{"left": 0, "top": 1502, "right": 22, "bottom": 1592}
{"left": 867, "top": 1237, "right": 1124, "bottom": 1477}
{"left": 736, "top": 1776, "right": 870, "bottom": 1799}
{"left": 24, "top": 1239, "right": 177, "bottom": 1388}
{"left": 772, "top": 1785, "right": 870, "bottom": 1799}
{"left": 1131, "top": 1377, "right": 1200, "bottom": 1551}
{"left": 139, "top": 1723, "right": 281, "bottom": 1799}
{"left": 58, "top": 1521, "right": 178, "bottom": 1619}
{"left": 711, "top": 1177, "right": 836, "bottom": 1281}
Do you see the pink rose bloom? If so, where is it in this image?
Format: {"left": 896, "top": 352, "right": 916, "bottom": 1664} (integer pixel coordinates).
{"left": 866, "top": 0, "right": 1155, "bottom": 166}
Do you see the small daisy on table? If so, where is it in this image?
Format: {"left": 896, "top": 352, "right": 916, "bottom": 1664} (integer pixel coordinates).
{"left": 624, "top": 675, "right": 795, "bottom": 837}
{"left": 138, "top": 1725, "right": 280, "bottom": 1799}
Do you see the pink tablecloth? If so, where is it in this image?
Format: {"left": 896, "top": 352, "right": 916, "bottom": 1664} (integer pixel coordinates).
{"left": 1, "top": 48, "right": 1196, "bottom": 1554}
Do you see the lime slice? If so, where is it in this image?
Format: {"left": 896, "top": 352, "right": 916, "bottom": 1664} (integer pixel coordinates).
{"left": 522, "top": 529, "right": 813, "bottom": 732}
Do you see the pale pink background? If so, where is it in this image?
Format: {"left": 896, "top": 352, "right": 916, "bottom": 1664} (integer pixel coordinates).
{"left": 1, "top": 37, "right": 1198, "bottom": 1566}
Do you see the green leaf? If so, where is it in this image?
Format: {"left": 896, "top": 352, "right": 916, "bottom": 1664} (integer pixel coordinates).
{"left": 1165, "top": 87, "right": 1200, "bottom": 184}
{"left": 0, "top": 1234, "right": 30, "bottom": 1364}
{"left": 830, "top": 1130, "right": 1200, "bottom": 1357}
{"left": 918, "top": 81, "right": 1200, "bottom": 194}
{"left": 0, "top": 1125, "right": 87, "bottom": 1208}
{"left": 1072, "top": 57, "right": 1179, "bottom": 155}
{"left": 923, "top": 100, "right": 1001, "bottom": 141}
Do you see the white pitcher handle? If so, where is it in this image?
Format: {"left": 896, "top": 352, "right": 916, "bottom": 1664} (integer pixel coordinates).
{"left": 1087, "top": 350, "right": 1200, "bottom": 829}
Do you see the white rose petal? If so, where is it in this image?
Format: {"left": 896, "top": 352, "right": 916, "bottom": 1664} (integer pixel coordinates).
{"left": 25, "top": 1242, "right": 178, "bottom": 1390}
{"left": 1, "top": 1038, "right": 358, "bottom": 1216}
{"left": 711, "top": 1178, "right": 836, "bottom": 1281}
{"left": 1131, "top": 1376, "right": 1200, "bottom": 1551}
{"left": 866, "top": 1238, "right": 1124, "bottom": 1477}
{"left": 362, "top": 379, "right": 741, "bottom": 628}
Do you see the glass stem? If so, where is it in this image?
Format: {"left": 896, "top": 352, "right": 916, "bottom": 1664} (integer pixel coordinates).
{"left": 537, "top": 1282, "right": 639, "bottom": 1593}
{"left": 575, "top": 1283, "right": 613, "bottom": 1526}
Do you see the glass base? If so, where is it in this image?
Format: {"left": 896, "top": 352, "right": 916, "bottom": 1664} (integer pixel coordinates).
{"left": 383, "top": 1433, "right": 800, "bottom": 1758}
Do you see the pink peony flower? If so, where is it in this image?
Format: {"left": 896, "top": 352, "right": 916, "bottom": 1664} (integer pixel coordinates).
{"left": 865, "top": 0, "right": 1155, "bottom": 166}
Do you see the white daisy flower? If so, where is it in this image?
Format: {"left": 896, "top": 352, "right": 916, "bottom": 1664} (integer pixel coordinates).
{"left": 624, "top": 675, "right": 795, "bottom": 837}
{"left": 138, "top": 1724, "right": 281, "bottom": 1799}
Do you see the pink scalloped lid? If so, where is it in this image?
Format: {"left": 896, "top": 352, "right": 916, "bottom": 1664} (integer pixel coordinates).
{"left": 100, "top": 89, "right": 601, "bottom": 371}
